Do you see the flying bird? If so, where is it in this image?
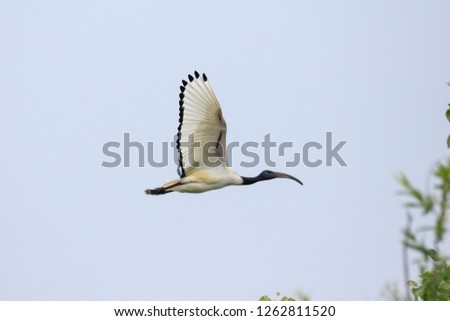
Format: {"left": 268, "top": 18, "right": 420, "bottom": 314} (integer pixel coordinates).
{"left": 146, "top": 71, "right": 303, "bottom": 195}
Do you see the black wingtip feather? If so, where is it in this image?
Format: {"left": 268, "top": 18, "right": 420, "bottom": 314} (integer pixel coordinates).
{"left": 188, "top": 74, "right": 194, "bottom": 82}
{"left": 194, "top": 71, "right": 200, "bottom": 78}
{"left": 176, "top": 78, "right": 186, "bottom": 179}
{"left": 202, "top": 73, "right": 207, "bottom": 81}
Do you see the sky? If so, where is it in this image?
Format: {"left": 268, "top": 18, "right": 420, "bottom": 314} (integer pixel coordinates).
{"left": 1, "top": 1, "right": 450, "bottom": 300}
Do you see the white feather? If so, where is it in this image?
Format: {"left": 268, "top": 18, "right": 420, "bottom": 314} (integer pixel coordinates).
{"left": 178, "top": 73, "right": 227, "bottom": 176}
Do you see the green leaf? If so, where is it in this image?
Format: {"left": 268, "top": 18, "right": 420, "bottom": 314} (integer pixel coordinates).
{"left": 446, "top": 109, "right": 450, "bottom": 123}
{"left": 408, "top": 280, "right": 418, "bottom": 287}
{"left": 403, "top": 229, "right": 416, "bottom": 241}
{"left": 411, "top": 286, "right": 423, "bottom": 300}
{"left": 447, "top": 135, "right": 450, "bottom": 148}
{"left": 426, "top": 249, "right": 440, "bottom": 262}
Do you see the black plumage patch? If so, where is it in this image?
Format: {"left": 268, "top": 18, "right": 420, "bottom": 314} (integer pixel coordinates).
{"left": 202, "top": 73, "right": 207, "bottom": 81}
{"left": 176, "top": 99, "right": 186, "bottom": 178}
{"left": 176, "top": 77, "right": 187, "bottom": 178}
{"left": 194, "top": 70, "right": 200, "bottom": 78}
{"left": 188, "top": 74, "right": 194, "bottom": 82}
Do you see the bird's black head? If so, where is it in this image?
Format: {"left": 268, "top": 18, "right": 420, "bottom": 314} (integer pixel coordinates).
{"left": 242, "top": 170, "right": 303, "bottom": 185}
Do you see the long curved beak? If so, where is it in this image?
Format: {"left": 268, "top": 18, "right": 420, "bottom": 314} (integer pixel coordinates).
{"left": 273, "top": 172, "right": 303, "bottom": 185}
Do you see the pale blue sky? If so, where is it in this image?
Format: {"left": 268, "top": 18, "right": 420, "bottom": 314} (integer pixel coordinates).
{"left": 1, "top": 1, "right": 449, "bottom": 300}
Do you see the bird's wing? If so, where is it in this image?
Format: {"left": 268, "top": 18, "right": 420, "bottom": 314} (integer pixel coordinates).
{"left": 176, "top": 71, "right": 227, "bottom": 178}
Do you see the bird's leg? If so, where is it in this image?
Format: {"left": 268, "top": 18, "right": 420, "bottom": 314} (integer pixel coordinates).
{"left": 145, "top": 187, "right": 173, "bottom": 195}
{"left": 145, "top": 180, "right": 183, "bottom": 196}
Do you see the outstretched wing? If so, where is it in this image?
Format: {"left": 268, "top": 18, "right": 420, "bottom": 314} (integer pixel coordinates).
{"left": 176, "top": 71, "right": 227, "bottom": 178}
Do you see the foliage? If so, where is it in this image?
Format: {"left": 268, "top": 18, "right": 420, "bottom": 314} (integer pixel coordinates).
{"left": 409, "top": 264, "right": 450, "bottom": 300}
{"left": 446, "top": 106, "right": 450, "bottom": 148}
{"left": 447, "top": 82, "right": 450, "bottom": 148}
{"left": 259, "top": 291, "right": 309, "bottom": 301}
{"left": 398, "top": 160, "right": 450, "bottom": 300}
{"left": 395, "top": 86, "right": 450, "bottom": 300}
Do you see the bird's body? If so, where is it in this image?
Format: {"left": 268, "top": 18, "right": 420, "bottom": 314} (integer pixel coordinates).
{"left": 156, "top": 167, "right": 243, "bottom": 194}
{"left": 146, "top": 71, "right": 302, "bottom": 195}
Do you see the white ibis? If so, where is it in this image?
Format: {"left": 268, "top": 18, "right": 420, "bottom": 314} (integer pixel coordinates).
{"left": 146, "top": 71, "right": 303, "bottom": 195}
